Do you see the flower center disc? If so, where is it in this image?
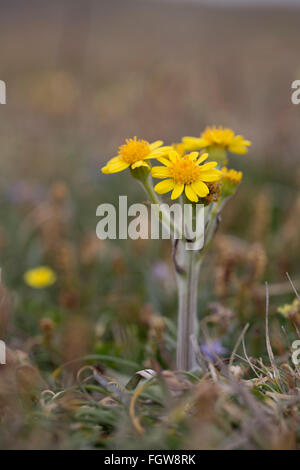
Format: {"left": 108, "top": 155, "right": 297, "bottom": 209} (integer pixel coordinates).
{"left": 169, "top": 159, "right": 201, "bottom": 185}
{"left": 119, "top": 138, "right": 150, "bottom": 164}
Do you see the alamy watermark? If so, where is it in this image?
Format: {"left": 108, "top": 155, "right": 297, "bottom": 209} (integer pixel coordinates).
{"left": 0, "top": 80, "right": 6, "bottom": 104}
{"left": 96, "top": 196, "right": 205, "bottom": 250}
{"left": 291, "top": 340, "right": 300, "bottom": 365}
{"left": 291, "top": 80, "right": 300, "bottom": 105}
{"left": 0, "top": 340, "right": 6, "bottom": 364}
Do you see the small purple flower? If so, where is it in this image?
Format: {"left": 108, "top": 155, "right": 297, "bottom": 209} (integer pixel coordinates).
{"left": 4, "top": 181, "right": 45, "bottom": 205}
{"left": 200, "top": 340, "right": 227, "bottom": 362}
{"left": 151, "top": 261, "right": 170, "bottom": 282}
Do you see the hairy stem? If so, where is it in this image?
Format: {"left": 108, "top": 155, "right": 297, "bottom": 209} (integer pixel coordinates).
{"left": 176, "top": 244, "right": 202, "bottom": 370}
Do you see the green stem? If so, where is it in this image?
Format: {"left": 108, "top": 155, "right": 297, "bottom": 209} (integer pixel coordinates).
{"left": 142, "top": 176, "right": 177, "bottom": 235}
{"left": 176, "top": 245, "right": 202, "bottom": 370}
{"left": 142, "top": 176, "right": 160, "bottom": 206}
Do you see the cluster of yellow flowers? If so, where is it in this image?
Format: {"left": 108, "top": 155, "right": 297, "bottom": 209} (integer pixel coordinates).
{"left": 102, "top": 126, "right": 250, "bottom": 203}
{"left": 102, "top": 126, "right": 251, "bottom": 371}
{"left": 23, "top": 127, "right": 250, "bottom": 291}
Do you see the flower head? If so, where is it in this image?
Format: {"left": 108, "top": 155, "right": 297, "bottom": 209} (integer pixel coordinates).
{"left": 221, "top": 167, "right": 243, "bottom": 197}
{"left": 200, "top": 340, "right": 227, "bottom": 362}
{"left": 101, "top": 137, "right": 171, "bottom": 174}
{"left": 182, "top": 126, "right": 251, "bottom": 155}
{"left": 151, "top": 150, "right": 221, "bottom": 202}
{"left": 24, "top": 266, "right": 57, "bottom": 289}
{"left": 151, "top": 261, "right": 170, "bottom": 282}
{"left": 222, "top": 167, "right": 243, "bottom": 184}
{"left": 278, "top": 299, "right": 300, "bottom": 323}
{"left": 171, "top": 142, "right": 185, "bottom": 156}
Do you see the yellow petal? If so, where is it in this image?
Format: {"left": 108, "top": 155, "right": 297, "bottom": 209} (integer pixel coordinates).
{"left": 197, "top": 153, "right": 209, "bottom": 164}
{"left": 171, "top": 183, "right": 184, "bottom": 200}
{"left": 155, "top": 157, "right": 172, "bottom": 167}
{"left": 228, "top": 136, "right": 251, "bottom": 154}
{"left": 151, "top": 166, "right": 170, "bottom": 179}
{"left": 101, "top": 156, "right": 129, "bottom": 173}
{"left": 154, "top": 179, "right": 175, "bottom": 194}
{"left": 233, "top": 136, "right": 251, "bottom": 146}
{"left": 105, "top": 156, "right": 121, "bottom": 165}
{"left": 182, "top": 137, "right": 207, "bottom": 150}
{"left": 200, "top": 161, "right": 218, "bottom": 171}
{"left": 185, "top": 184, "right": 198, "bottom": 202}
{"left": 199, "top": 170, "right": 222, "bottom": 182}
{"left": 222, "top": 129, "right": 235, "bottom": 144}
{"left": 149, "top": 140, "right": 163, "bottom": 150}
{"left": 168, "top": 150, "right": 179, "bottom": 163}
{"left": 188, "top": 151, "right": 199, "bottom": 160}
{"left": 150, "top": 146, "right": 173, "bottom": 158}
{"left": 131, "top": 160, "right": 150, "bottom": 169}
{"left": 191, "top": 181, "right": 209, "bottom": 197}
{"left": 197, "top": 138, "right": 210, "bottom": 147}
{"left": 101, "top": 166, "right": 111, "bottom": 174}
{"left": 228, "top": 144, "right": 248, "bottom": 154}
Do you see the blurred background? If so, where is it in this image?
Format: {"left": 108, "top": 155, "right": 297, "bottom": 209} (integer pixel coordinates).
{"left": 1, "top": 0, "right": 300, "bottom": 177}
{"left": 0, "top": 0, "right": 300, "bottom": 449}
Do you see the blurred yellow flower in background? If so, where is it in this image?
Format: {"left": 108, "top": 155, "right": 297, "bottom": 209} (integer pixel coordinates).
{"left": 221, "top": 167, "right": 243, "bottom": 197}
{"left": 182, "top": 126, "right": 251, "bottom": 155}
{"left": 171, "top": 142, "right": 186, "bottom": 156}
{"left": 278, "top": 299, "right": 300, "bottom": 321}
{"left": 152, "top": 150, "right": 221, "bottom": 202}
{"left": 101, "top": 137, "right": 171, "bottom": 174}
{"left": 24, "top": 266, "right": 57, "bottom": 289}
{"left": 221, "top": 167, "right": 243, "bottom": 184}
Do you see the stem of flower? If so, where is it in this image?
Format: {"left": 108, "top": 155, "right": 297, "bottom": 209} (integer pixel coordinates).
{"left": 141, "top": 176, "right": 177, "bottom": 235}
{"left": 142, "top": 176, "right": 160, "bottom": 206}
{"left": 200, "top": 197, "right": 228, "bottom": 258}
{"left": 176, "top": 243, "right": 202, "bottom": 370}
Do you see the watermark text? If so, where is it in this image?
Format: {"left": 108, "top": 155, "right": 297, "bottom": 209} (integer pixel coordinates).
{"left": 0, "top": 80, "right": 6, "bottom": 104}
{"left": 291, "top": 80, "right": 300, "bottom": 104}
{"left": 292, "top": 340, "right": 300, "bottom": 365}
{"left": 96, "top": 196, "right": 204, "bottom": 250}
{"left": 0, "top": 340, "right": 6, "bottom": 364}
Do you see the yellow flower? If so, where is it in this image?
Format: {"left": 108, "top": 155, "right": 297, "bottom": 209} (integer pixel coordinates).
{"left": 182, "top": 126, "right": 251, "bottom": 155}
{"left": 152, "top": 150, "right": 221, "bottom": 202}
{"left": 221, "top": 167, "right": 243, "bottom": 197}
{"left": 278, "top": 299, "right": 300, "bottom": 323}
{"left": 221, "top": 167, "right": 243, "bottom": 184}
{"left": 24, "top": 266, "right": 57, "bottom": 289}
{"left": 171, "top": 142, "right": 185, "bottom": 156}
{"left": 101, "top": 137, "right": 171, "bottom": 174}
